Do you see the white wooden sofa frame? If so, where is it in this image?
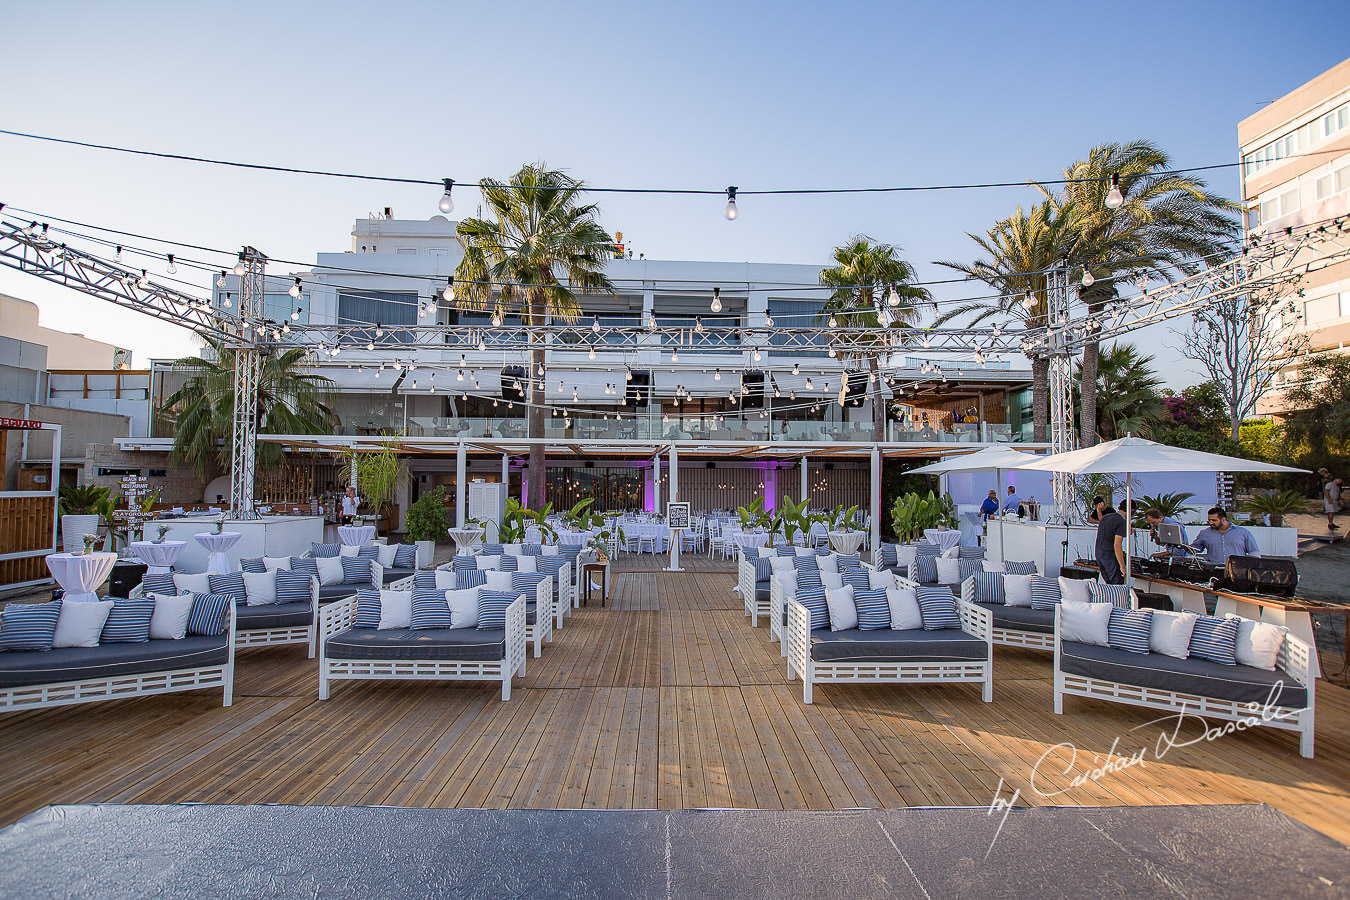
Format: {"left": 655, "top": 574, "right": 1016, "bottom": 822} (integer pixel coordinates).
{"left": 0, "top": 604, "right": 236, "bottom": 712}
{"left": 133, "top": 575, "right": 320, "bottom": 658}
{"left": 419, "top": 568, "right": 555, "bottom": 658}
{"left": 1051, "top": 605, "right": 1317, "bottom": 758}
{"left": 959, "top": 575, "right": 1055, "bottom": 651}
{"left": 318, "top": 594, "right": 527, "bottom": 702}
{"left": 783, "top": 594, "right": 993, "bottom": 705}
{"left": 740, "top": 551, "right": 772, "bottom": 627}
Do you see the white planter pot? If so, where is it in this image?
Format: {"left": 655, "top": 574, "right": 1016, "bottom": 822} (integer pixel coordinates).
{"left": 60, "top": 514, "right": 101, "bottom": 553}
{"left": 416, "top": 540, "right": 435, "bottom": 568}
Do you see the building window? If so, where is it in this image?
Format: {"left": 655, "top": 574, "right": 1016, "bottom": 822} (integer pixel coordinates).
{"left": 337, "top": 290, "right": 418, "bottom": 342}
{"left": 766, "top": 298, "right": 827, "bottom": 356}
{"left": 396, "top": 248, "right": 417, "bottom": 255}
{"left": 1316, "top": 174, "right": 1334, "bottom": 200}
{"left": 1279, "top": 188, "right": 1299, "bottom": 215}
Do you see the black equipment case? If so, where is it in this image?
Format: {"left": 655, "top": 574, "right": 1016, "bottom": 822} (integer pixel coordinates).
{"left": 1224, "top": 555, "right": 1298, "bottom": 597}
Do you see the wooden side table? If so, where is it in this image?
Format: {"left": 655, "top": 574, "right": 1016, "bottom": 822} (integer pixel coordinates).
{"left": 582, "top": 563, "right": 608, "bottom": 607}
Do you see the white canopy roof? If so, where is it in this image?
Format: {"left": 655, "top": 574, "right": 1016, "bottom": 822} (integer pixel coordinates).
{"left": 906, "top": 445, "right": 1041, "bottom": 475}
{"left": 1013, "top": 436, "right": 1307, "bottom": 475}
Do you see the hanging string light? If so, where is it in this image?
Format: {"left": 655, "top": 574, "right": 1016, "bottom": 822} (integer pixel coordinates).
{"left": 233, "top": 253, "right": 246, "bottom": 277}
{"left": 1104, "top": 173, "right": 1124, "bottom": 209}
{"left": 888, "top": 287, "right": 901, "bottom": 307}
{"left": 710, "top": 287, "right": 723, "bottom": 313}
{"left": 438, "top": 178, "right": 455, "bottom": 214}
{"left": 723, "top": 186, "right": 738, "bottom": 220}
{"left": 289, "top": 277, "right": 302, "bottom": 298}
{"left": 1081, "top": 267, "right": 1095, "bottom": 288}
{"left": 442, "top": 276, "right": 454, "bottom": 302}
{"left": 165, "top": 254, "right": 176, "bottom": 275}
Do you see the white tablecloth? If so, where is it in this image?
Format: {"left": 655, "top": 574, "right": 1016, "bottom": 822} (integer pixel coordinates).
{"left": 627, "top": 523, "right": 670, "bottom": 551}
{"left": 733, "top": 532, "right": 769, "bottom": 550}
{"left": 558, "top": 532, "right": 595, "bottom": 550}
{"left": 46, "top": 552, "right": 118, "bottom": 602}
{"left": 129, "top": 540, "right": 187, "bottom": 575}
{"left": 448, "top": 528, "right": 483, "bottom": 556}
{"left": 337, "top": 525, "right": 376, "bottom": 547}
{"left": 194, "top": 532, "right": 242, "bottom": 575}
{"left": 924, "top": 529, "right": 962, "bottom": 551}
{"left": 828, "top": 531, "right": 866, "bottom": 554}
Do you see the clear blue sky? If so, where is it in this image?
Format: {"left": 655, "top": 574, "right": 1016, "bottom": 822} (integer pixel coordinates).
{"left": 3, "top": 0, "right": 1346, "bottom": 386}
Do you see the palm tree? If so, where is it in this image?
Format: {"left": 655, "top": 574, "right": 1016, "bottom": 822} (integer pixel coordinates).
{"left": 935, "top": 200, "right": 1073, "bottom": 442}
{"left": 159, "top": 340, "right": 336, "bottom": 481}
{"left": 1072, "top": 342, "right": 1166, "bottom": 441}
{"left": 818, "top": 236, "right": 932, "bottom": 440}
{"left": 454, "top": 164, "right": 616, "bottom": 510}
{"left": 1045, "top": 141, "right": 1237, "bottom": 446}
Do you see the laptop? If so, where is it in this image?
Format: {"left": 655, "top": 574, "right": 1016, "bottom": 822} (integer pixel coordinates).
{"left": 1154, "top": 522, "right": 1188, "bottom": 547}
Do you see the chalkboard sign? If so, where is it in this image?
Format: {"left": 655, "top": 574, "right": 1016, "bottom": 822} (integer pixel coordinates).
{"left": 666, "top": 502, "right": 690, "bottom": 530}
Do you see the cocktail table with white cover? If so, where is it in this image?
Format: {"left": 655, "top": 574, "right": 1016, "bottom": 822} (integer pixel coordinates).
{"left": 46, "top": 552, "right": 118, "bottom": 603}
{"left": 337, "top": 524, "right": 376, "bottom": 547}
{"left": 448, "top": 527, "right": 484, "bottom": 556}
{"left": 733, "top": 531, "right": 769, "bottom": 551}
{"left": 558, "top": 531, "right": 594, "bottom": 550}
{"left": 194, "top": 531, "right": 242, "bottom": 575}
{"left": 129, "top": 540, "right": 187, "bottom": 575}
{"left": 923, "top": 528, "right": 962, "bottom": 551}
{"left": 827, "top": 531, "right": 866, "bottom": 554}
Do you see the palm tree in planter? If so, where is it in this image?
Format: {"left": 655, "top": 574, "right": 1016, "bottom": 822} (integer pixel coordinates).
{"left": 340, "top": 440, "right": 408, "bottom": 536}
{"left": 159, "top": 339, "right": 336, "bottom": 482}
{"left": 1072, "top": 342, "right": 1166, "bottom": 441}
{"left": 818, "top": 236, "right": 932, "bottom": 440}
{"left": 454, "top": 164, "right": 616, "bottom": 510}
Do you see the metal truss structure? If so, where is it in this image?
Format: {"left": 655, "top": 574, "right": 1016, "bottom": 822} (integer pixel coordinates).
{"left": 228, "top": 248, "right": 266, "bottom": 520}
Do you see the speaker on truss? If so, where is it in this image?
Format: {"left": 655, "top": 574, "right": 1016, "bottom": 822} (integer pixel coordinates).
{"left": 501, "top": 367, "right": 526, "bottom": 404}
{"left": 626, "top": 370, "right": 651, "bottom": 407}
{"left": 741, "top": 370, "right": 765, "bottom": 410}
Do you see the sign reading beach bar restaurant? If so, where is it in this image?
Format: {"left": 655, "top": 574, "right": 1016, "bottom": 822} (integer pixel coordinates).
{"left": 0, "top": 417, "right": 47, "bottom": 430}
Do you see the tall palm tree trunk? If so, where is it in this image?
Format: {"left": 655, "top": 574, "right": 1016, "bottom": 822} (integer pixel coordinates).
{"left": 528, "top": 291, "right": 547, "bottom": 510}
{"left": 1079, "top": 340, "right": 1100, "bottom": 447}
{"left": 868, "top": 354, "right": 884, "bottom": 441}
{"left": 1031, "top": 356, "right": 1050, "bottom": 443}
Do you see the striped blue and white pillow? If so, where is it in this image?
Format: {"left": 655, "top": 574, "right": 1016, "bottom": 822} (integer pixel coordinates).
{"left": 456, "top": 569, "right": 488, "bottom": 590}
{"left": 356, "top": 545, "right": 380, "bottom": 560}
{"left": 957, "top": 545, "right": 986, "bottom": 559}
{"left": 476, "top": 590, "right": 520, "bottom": 630}
{"left": 1108, "top": 608, "right": 1153, "bottom": 654}
{"left": 841, "top": 567, "right": 870, "bottom": 591}
{"left": 99, "top": 599, "right": 156, "bottom": 644}
{"left": 413, "top": 571, "right": 438, "bottom": 590}
{"left": 1089, "top": 581, "right": 1132, "bottom": 608}
{"left": 289, "top": 557, "right": 319, "bottom": 581}
{"left": 512, "top": 573, "right": 548, "bottom": 599}
{"left": 353, "top": 589, "right": 382, "bottom": 629}
{"left": 240, "top": 557, "right": 267, "bottom": 573}
{"left": 341, "top": 557, "right": 373, "bottom": 585}
{"left": 794, "top": 585, "right": 830, "bottom": 630}
{"left": 0, "top": 599, "right": 63, "bottom": 651}
{"left": 451, "top": 555, "right": 476, "bottom": 573}
{"left": 916, "top": 587, "right": 961, "bottom": 630}
{"left": 186, "top": 593, "right": 232, "bottom": 636}
{"left": 914, "top": 543, "right": 941, "bottom": 557}
{"left": 853, "top": 588, "right": 891, "bottom": 631}
{"left": 1004, "top": 560, "right": 1038, "bottom": 575}
{"left": 911, "top": 555, "right": 938, "bottom": 584}
{"left": 522, "top": 544, "right": 543, "bottom": 556}
{"left": 499, "top": 555, "right": 520, "bottom": 572}
{"left": 139, "top": 573, "right": 176, "bottom": 596}
{"left": 410, "top": 590, "right": 453, "bottom": 630}
{"left": 311, "top": 542, "right": 341, "bottom": 558}
{"left": 752, "top": 556, "right": 773, "bottom": 582}
{"left": 480, "top": 544, "right": 503, "bottom": 556}
{"left": 877, "top": 544, "right": 899, "bottom": 568}
{"left": 208, "top": 572, "right": 247, "bottom": 599}
{"left": 835, "top": 553, "right": 861, "bottom": 569}
{"left": 975, "top": 571, "right": 1006, "bottom": 604}
{"left": 1189, "top": 615, "right": 1240, "bottom": 665}
{"left": 275, "top": 571, "right": 313, "bottom": 605}
{"left": 393, "top": 544, "right": 417, "bottom": 568}
{"left": 958, "top": 559, "right": 983, "bottom": 581}
{"left": 1029, "top": 576, "right": 1063, "bottom": 610}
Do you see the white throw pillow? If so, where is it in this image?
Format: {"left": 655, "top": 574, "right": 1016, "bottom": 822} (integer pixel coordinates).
{"left": 315, "top": 556, "right": 344, "bottom": 586}
{"left": 982, "top": 560, "right": 1006, "bottom": 574}
{"left": 825, "top": 585, "right": 857, "bottom": 631}
{"left": 1228, "top": 616, "right": 1287, "bottom": 671}
{"left": 514, "top": 555, "right": 538, "bottom": 573}
{"left": 1150, "top": 610, "right": 1198, "bottom": 659}
{"left": 435, "top": 568, "right": 457, "bottom": 591}
{"left": 339, "top": 544, "right": 359, "bottom": 558}
{"left": 820, "top": 571, "right": 844, "bottom": 591}
{"left": 173, "top": 573, "right": 210, "bottom": 595}
{"left": 242, "top": 570, "right": 277, "bottom": 606}
{"left": 769, "top": 556, "right": 796, "bottom": 576}
{"left": 476, "top": 555, "right": 502, "bottom": 571}
{"left": 486, "top": 570, "right": 514, "bottom": 591}
{"left": 1059, "top": 598, "right": 1112, "bottom": 646}
{"left": 941, "top": 546, "right": 960, "bottom": 559}
{"left": 52, "top": 599, "right": 114, "bottom": 648}
{"left": 443, "top": 588, "right": 479, "bottom": 628}
{"left": 377, "top": 543, "right": 399, "bottom": 568}
{"left": 773, "top": 573, "right": 797, "bottom": 603}
{"left": 887, "top": 587, "right": 923, "bottom": 631}
{"left": 541, "top": 544, "right": 559, "bottom": 556}
{"left": 868, "top": 568, "right": 895, "bottom": 591}
{"left": 1003, "top": 574, "right": 1034, "bottom": 607}
{"left": 936, "top": 557, "right": 962, "bottom": 585}
{"left": 149, "top": 593, "right": 194, "bottom": 640}
{"left": 894, "top": 545, "right": 917, "bottom": 568}
{"left": 1058, "top": 577, "right": 1092, "bottom": 604}
{"left": 794, "top": 547, "right": 814, "bottom": 557}
{"left": 262, "top": 556, "right": 291, "bottom": 571}
{"left": 377, "top": 590, "right": 412, "bottom": 630}
{"left": 502, "top": 543, "right": 523, "bottom": 555}
{"left": 817, "top": 554, "right": 839, "bottom": 574}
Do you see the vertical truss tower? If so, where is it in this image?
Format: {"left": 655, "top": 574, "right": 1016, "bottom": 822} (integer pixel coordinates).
{"left": 229, "top": 247, "right": 266, "bottom": 520}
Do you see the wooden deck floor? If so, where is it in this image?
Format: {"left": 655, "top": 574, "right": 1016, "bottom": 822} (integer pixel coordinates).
{"left": 4, "top": 562, "right": 1350, "bottom": 845}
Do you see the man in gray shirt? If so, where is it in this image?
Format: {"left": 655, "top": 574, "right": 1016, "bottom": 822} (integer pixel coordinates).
{"left": 1191, "top": 507, "right": 1261, "bottom": 565}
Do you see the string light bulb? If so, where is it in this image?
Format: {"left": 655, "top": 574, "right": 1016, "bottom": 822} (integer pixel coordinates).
{"left": 591, "top": 316, "right": 601, "bottom": 334}
{"left": 714, "top": 368, "right": 722, "bottom": 381}
{"left": 828, "top": 315, "right": 837, "bottom": 328}
{"left": 165, "top": 254, "right": 176, "bottom": 275}
{"left": 588, "top": 344, "right": 596, "bottom": 360}
{"left": 792, "top": 363, "right": 799, "bottom": 375}
{"left": 438, "top": 178, "right": 455, "bottom": 214}
{"left": 491, "top": 310, "right": 503, "bottom": 327}
{"left": 1104, "top": 173, "right": 1124, "bottom": 209}
{"left": 115, "top": 246, "right": 123, "bottom": 263}
{"left": 1021, "top": 292, "right": 1035, "bottom": 310}
{"left": 1081, "top": 267, "right": 1095, "bottom": 288}
{"left": 216, "top": 271, "right": 227, "bottom": 288}
{"left": 291, "top": 307, "right": 302, "bottom": 320}
{"left": 137, "top": 270, "right": 149, "bottom": 289}
{"left": 888, "top": 287, "right": 901, "bottom": 307}
{"left": 765, "top": 313, "right": 774, "bottom": 327}
{"left": 695, "top": 316, "right": 704, "bottom": 334}
{"left": 233, "top": 254, "right": 246, "bottom": 277}
{"left": 443, "top": 277, "right": 454, "bottom": 302}
{"left": 710, "top": 287, "right": 722, "bottom": 313}
{"left": 723, "top": 186, "right": 738, "bottom": 220}
{"left": 289, "top": 277, "right": 302, "bottom": 298}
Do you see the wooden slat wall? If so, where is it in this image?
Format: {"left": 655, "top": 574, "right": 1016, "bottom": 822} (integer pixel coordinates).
{"left": 0, "top": 496, "right": 55, "bottom": 586}
{"left": 671, "top": 465, "right": 868, "bottom": 513}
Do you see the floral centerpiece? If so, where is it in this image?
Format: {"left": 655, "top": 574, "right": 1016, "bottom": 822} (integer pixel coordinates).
{"left": 80, "top": 533, "right": 98, "bottom": 555}
{"left": 214, "top": 515, "right": 226, "bottom": 535}
{"left": 156, "top": 524, "right": 171, "bottom": 543}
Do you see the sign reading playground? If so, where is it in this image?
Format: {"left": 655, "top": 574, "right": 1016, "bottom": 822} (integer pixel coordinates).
{"left": 0, "top": 417, "right": 47, "bottom": 430}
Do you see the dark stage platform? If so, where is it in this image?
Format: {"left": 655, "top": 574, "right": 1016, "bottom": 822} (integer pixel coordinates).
{"left": 1, "top": 803, "right": 1347, "bottom": 898}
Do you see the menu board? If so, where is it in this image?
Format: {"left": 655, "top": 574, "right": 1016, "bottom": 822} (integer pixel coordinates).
{"left": 666, "top": 502, "right": 690, "bottom": 530}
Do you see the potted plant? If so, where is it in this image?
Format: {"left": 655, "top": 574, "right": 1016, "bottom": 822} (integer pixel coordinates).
{"left": 493, "top": 499, "right": 558, "bottom": 545}
{"left": 58, "top": 484, "right": 109, "bottom": 553}
{"left": 735, "top": 497, "right": 782, "bottom": 547}
{"left": 405, "top": 485, "right": 450, "bottom": 567}
{"left": 777, "top": 496, "right": 812, "bottom": 547}
{"left": 1240, "top": 489, "right": 1307, "bottom": 528}
{"left": 341, "top": 440, "right": 409, "bottom": 537}
{"left": 889, "top": 491, "right": 957, "bottom": 544}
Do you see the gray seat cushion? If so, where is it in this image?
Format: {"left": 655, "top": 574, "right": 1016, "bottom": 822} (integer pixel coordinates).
{"left": 810, "top": 628, "right": 988, "bottom": 663}
{"left": 0, "top": 636, "right": 230, "bottom": 689}
{"left": 975, "top": 602, "right": 1055, "bottom": 635}
{"left": 318, "top": 583, "right": 365, "bottom": 602}
{"left": 381, "top": 567, "right": 415, "bottom": 586}
{"left": 756, "top": 584, "right": 770, "bottom": 603}
{"left": 235, "top": 601, "right": 313, "bottom": 631}
{"left": 324, "top": 627, "right": 506, "bottom": 662}
{"left": 1059, "top": 640, "right": 1308, "bottom": 709}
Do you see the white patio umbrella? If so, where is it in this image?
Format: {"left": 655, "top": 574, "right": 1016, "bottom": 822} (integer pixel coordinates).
{"left": 907, "top": 446, "right": 1042, "bottom": 556}
{"left": 1015, "top": 436, "right": 1307, "bottom": 589}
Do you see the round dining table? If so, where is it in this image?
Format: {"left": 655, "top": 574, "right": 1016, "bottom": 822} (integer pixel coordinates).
{"left": 194, "top": 531, "right": 242, "bottom": 575}
{"left": 557, "top": 531, "right": 595, "bottom": 550}
{"left": 129, "top": 540, "right": 187, "bottom": 575}
{"left": 337, "top": 524, "right": 376, "bottom": 547}
{"left": 46, "top": 552, "right": 119, "bottom": 603}
{"left": 828, "top": 531, "right": 866, "bottom": 554}
{"left": 448, "top": 527, "right": 484, "bottom": 556}
{"left": 923, "top": 528, "right": 962, "bottom": 551}
{"left": 732, "top": 531, "right": 770, "bottom": 550}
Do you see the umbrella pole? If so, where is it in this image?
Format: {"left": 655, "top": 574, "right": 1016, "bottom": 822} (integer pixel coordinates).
{"left": 1124, "top": 474, "right": 1133, "bottom": 602}
{"left": 997, "top": 468, "right": 1005, "bottom": 563}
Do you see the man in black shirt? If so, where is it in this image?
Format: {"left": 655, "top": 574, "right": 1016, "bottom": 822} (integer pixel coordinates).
{"left": 1092, "top": 496, "right": 1127, "bottom": 585}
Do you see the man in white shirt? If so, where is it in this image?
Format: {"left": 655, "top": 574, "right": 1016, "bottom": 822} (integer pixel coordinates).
{"left": 1325, "top": 476, "right": 1341, "bottom": 531}
{"left": 341, "top": 486, "right": 361, "bottom": 525}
